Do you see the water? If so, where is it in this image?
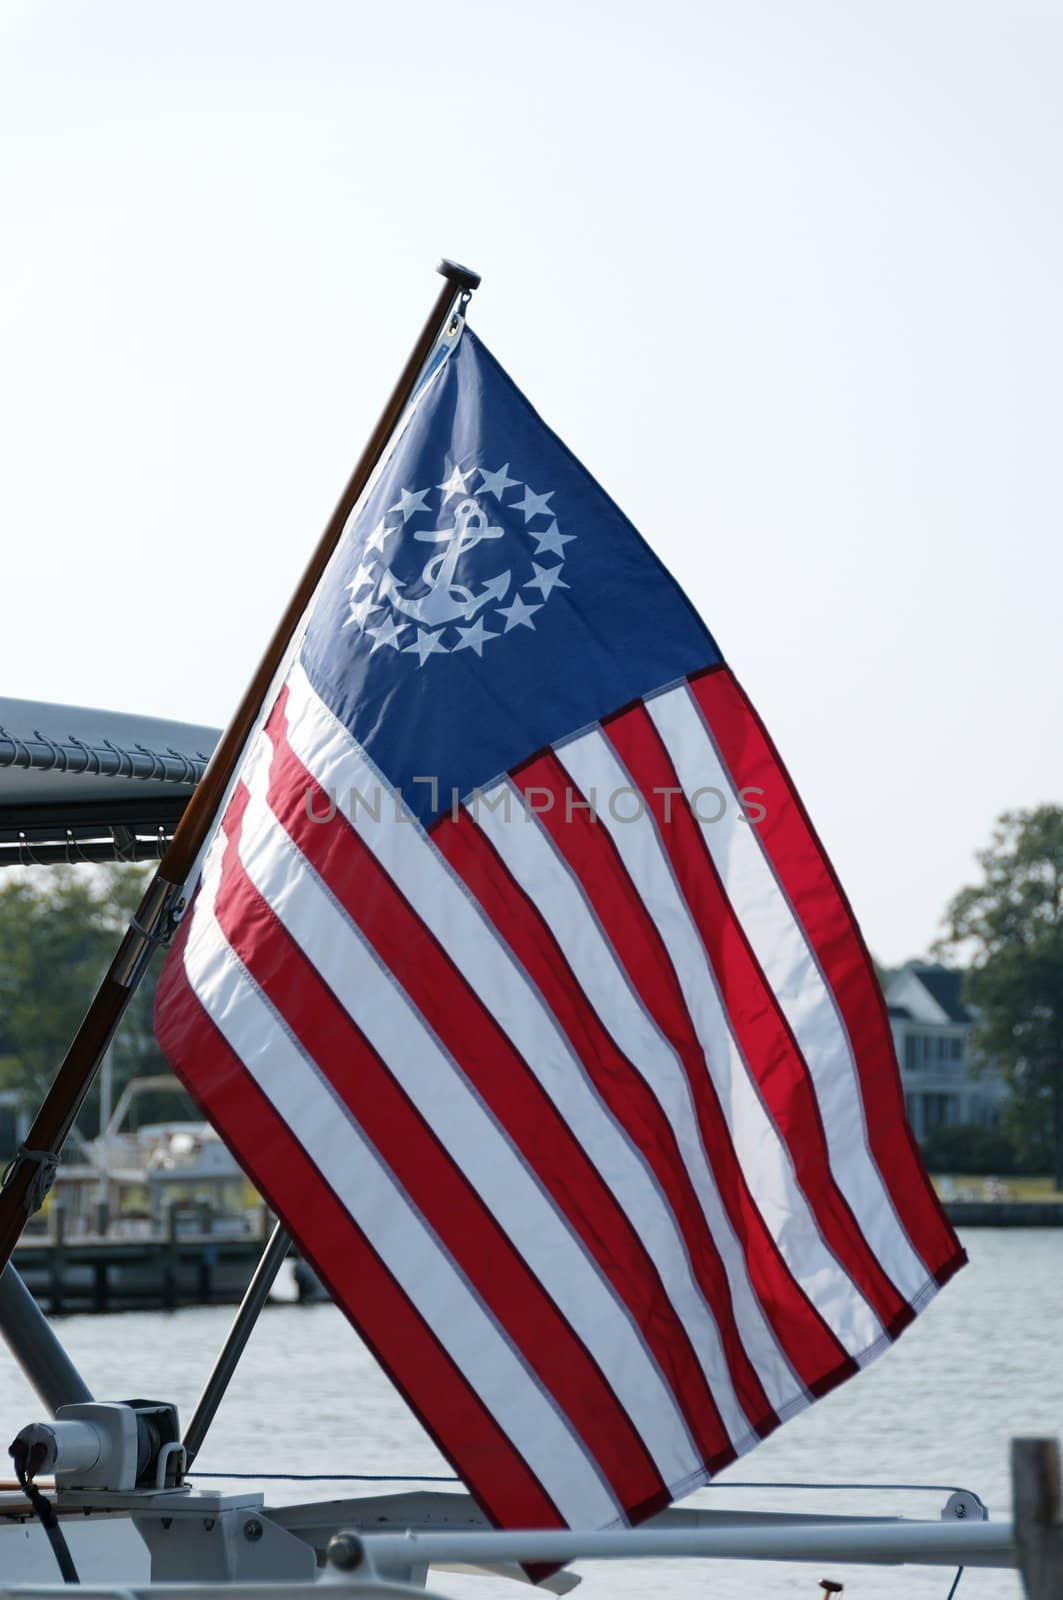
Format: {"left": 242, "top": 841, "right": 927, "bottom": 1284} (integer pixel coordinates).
{"left": 2, "top": 1229, "right": 1059, "bottom": 1600}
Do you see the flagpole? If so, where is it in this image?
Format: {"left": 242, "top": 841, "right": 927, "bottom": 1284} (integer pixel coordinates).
{"left": 0, "top": 259, "right": 481, "bottom": 1273}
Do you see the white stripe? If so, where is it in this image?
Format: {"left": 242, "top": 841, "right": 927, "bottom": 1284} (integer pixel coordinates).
{"left": 476, "top": 775, "right": 805, "bottom": 1406}
{"left": 181, "top": 819, "right": 620, "bottom": 1529}
{"left": 232, "top": 728, "right": 698, "bottom": 1490}
{"left": 554, "top": 730, "right": 882, "bottom": 1360}
{"left": 512, "top": 748, "right": 800, "bottom": 1401}
{"left": 645, "top": 683, "right": 930, "bottom": 1304}
{"left": 281, "top": 660, "right": 764, "bottom": 1454}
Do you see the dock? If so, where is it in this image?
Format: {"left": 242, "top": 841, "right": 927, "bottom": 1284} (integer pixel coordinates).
{"left": 12, "top": 1205, "right": 272, "bottom": 1313}
{"left": 943, "top": 1200, "right": 1063, "bottom": 1227}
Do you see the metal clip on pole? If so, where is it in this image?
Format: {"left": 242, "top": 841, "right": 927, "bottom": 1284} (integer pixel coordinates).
{"left": 110, "top": 877, "right": 185, "bottom": 990}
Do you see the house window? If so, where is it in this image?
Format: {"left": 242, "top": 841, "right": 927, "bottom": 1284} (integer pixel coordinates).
{"left": 951, "top": 1037, "right": 963, "bottom": 1061}
{"left": 905, "top": 1036, "right": 919, "bottom": 1073}
{"left": 922, "top": 1092, "right": 953, "bottom": 1132}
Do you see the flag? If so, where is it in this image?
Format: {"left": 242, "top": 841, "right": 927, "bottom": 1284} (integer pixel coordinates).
{"left": 155, "top": 324, "right": 965, "bottom": 1533}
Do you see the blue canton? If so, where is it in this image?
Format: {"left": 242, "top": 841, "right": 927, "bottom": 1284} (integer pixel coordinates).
{"left": 299, "top": 329, "right": 721, "bottom": 825}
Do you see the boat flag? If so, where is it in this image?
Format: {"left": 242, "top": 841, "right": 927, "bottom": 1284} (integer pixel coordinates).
{"left": 154, "top": 321, "right": 965, "bottom": 1533}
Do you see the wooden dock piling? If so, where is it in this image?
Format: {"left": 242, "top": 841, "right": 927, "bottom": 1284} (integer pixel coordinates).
{"left": 1012, "top": 1437, "right": 1063, "bottom": 1598}
{"left": 48, "top": 1203, "right": 65, "bottom": 1316}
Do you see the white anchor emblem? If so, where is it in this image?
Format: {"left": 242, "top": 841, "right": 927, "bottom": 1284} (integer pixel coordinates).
{"left": 379, "top": 499, "right": 511, "bottom": 628}
{"left": 345, "top": 466, "right": 573, "bottom": 665}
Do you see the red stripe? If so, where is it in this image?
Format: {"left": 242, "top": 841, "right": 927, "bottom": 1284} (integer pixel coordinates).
{"left": 209, "top": 778, "right": 665, "bottom": 1516}
{"left": 154, "top": 904, "right": 567, "bottom": 1534}
{"left": 511, "top": 750, "right": 855, "bottom": 1394}
{"left": 602, "top": 701, "right": 911, "bottom": 1332}
{"left": 258, "top": 705, "right": 734, "bottom": 1476}
{"left": 689, "top": 668, "right": 965, "bottom": 1285}
{"left": 437, "top": 805, "right": 785, "bottom": 1435}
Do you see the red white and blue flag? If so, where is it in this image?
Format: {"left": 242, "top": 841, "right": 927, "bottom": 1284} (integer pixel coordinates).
{"left": 155, "top": 324, "right": 964, "bottom": 1532}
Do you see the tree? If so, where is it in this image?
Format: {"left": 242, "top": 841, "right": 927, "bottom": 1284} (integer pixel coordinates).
{"left": 0, "top": 865, "right": 178, "bottom": 1146}
{"left": 937, "top": 806, "right": 1063, "bottom": 1188}
{"left": 919, "top": 1122, "right": 1033, "bottom": 1177}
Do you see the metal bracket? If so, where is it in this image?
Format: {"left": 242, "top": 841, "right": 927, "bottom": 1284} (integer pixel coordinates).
{"left": 155, "top": 1442, "right": 187, "bottom": 1491}
{"left": 942, "top": 1489, "right": 989, "bottom": 1522}
{"left": 111, "top": 878, "right": 185, "bottom": 989}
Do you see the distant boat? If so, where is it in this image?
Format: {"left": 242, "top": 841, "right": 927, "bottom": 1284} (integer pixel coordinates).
{"left": 47, "top": 1074, "right": 261, "bottom": 1246}
{"left": 12, "top": 1076, "right": 268, "bottom": 1310}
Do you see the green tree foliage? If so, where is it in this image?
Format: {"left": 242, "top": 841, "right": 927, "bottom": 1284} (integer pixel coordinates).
{"left": 938, "top": 806, "right": 1063, "bottom": 1187}
{"left": 0, "top": 865, "right": 176, "bottom": 1142}
{"left": 919, "top": 1122, "right": 1036, "bottom": 1177}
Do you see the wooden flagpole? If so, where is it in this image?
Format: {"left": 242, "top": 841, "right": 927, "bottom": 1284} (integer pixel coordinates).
{"left": 0, "top": 259, "right": 481, "bottom": 1271}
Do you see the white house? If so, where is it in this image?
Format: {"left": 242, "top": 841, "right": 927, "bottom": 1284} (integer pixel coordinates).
{"left": 886, "top": 963, "right": 1008, "bottom": 1141}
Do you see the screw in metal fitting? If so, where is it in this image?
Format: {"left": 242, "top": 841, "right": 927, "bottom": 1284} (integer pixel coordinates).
{"left": 327, "top": 1532, "right": 365, "bottom": 1571}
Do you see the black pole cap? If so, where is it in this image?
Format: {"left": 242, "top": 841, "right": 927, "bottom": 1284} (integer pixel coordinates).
{"left": 437, "top": 259, "right": 482, "bottom": 292}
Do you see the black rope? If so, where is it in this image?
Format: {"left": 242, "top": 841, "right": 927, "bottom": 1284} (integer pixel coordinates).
{"left": 194, "top": 1469, "right": 460, "bottom": 1482}
{"left": 710, "top": 1479, "right": 978, "bottom": 1496}
{"left": 1, "top": 1146, "right": 60, "bottom": 1215}
{"left": 9, "top": 1440, "right": 80, "bottom": 1584}
{"left": 945, "top": 1567, "right": 964, "bottom": 1599}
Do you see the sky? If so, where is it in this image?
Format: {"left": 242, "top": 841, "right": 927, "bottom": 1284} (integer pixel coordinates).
{"left": 0, "top": 0, "right": 1060, "bottom": 965}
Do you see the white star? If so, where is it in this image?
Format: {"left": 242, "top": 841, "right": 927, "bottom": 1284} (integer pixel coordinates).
{"left": 365, "top": 519, "right": 398, "bottom": 555}
{"left": 530, "top": 519, "right": 575, "bottom": 558}
{"left": 404, "top": 628, "right": 448, "bottom": 666}
{"left": 346, "top": 562, "right": 375, "bottom": 597}
{"left": 525, "top": 561, "right": 569, "bottom": 601}
{"left": 390, "top": 487, "right": 432, "bottom": 522}
{"left": 477, "top": 463, "right": 519, "bottom": 499}
{"left": 438, "top": 464, "right": 474, "bottom": 502}
{"left": 366, "top": 614, "right": 408, "bottom": 652}
{"left": 451, "top": 616, "right": 498, "bottom": 657}
{"left": 497, "top": 593, "right": 542, "bottom": 633}
{"left": 345, "top": 589, "right": 382, "bottom": 629}
{"left": 512, "top": 484, "right": 554, "bottom": 523}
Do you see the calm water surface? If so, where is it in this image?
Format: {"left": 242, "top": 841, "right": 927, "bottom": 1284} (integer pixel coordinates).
{"left": 1, "top": 1229, "right": 1059, "bottom": 1600}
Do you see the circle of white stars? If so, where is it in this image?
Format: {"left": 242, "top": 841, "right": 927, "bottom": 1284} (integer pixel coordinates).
{"left": 343, "top": 462, "right": 576, "bottom": 667}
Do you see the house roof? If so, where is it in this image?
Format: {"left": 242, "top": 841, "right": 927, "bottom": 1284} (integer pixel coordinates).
{"left": 909, "top": 964, "right": 972, "bottom": 1025}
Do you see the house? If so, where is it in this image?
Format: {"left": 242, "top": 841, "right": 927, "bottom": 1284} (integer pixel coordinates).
{"left": 886, "top": 963, "right": 1008, "bottom": 1141}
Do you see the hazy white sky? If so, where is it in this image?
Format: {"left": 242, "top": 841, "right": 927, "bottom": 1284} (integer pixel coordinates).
{"left": 1, "top": 0, "right": 1060, "bottom": 964}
